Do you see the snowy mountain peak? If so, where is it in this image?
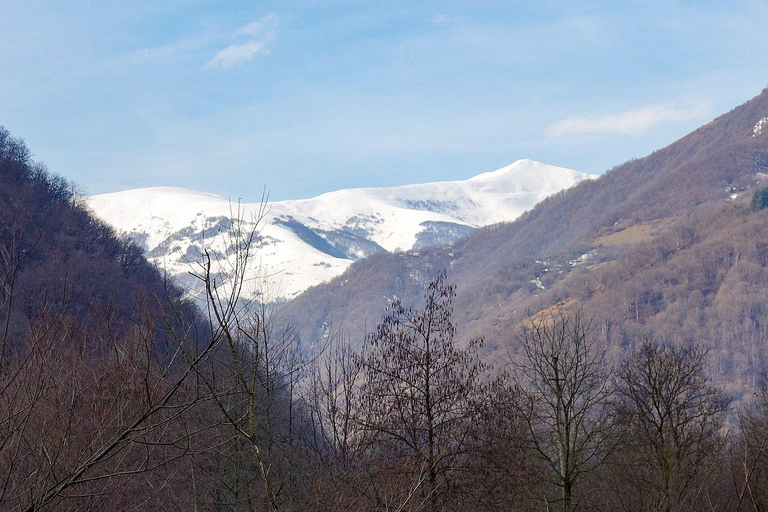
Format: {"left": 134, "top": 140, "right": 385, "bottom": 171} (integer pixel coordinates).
{"left": 468, "top": 158, "right": 538, "bottom": 180}
{"left": 87, "top": 161, "right": 596, "bottom": 302}
{"left": 469, "top": 159, "right": 584, "bottom": 187}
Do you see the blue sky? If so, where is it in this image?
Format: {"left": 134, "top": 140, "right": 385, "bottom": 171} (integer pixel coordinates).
{"left": 1, "top": 1, "right": 767, "bottom": 200}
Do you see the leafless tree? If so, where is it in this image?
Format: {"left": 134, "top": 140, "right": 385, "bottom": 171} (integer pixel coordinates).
{"left": 0, "top": 282, "right": 217, "bottom": 511}
{"left": 511, "top": 307, "right": 614, "bottom": 512}
{"left": 453, "top": 375, "right": 545, "bottom": 511}
{"left": 302, "top": 330, "right": 368, "bottom": 510}
{"left": 730, "top": 378, "right": 768, "bottom": 511}
{"left": 614, "top": 339, "right": 730, "bottom": 512}
{"left": 0, "top": 195, "right": 276, "bottom": 510}
{"left": 353, "top": 271, "right": 488, "bottom": 511}
{"left": 186, "top": 202, "right": 316, "bottom": 511}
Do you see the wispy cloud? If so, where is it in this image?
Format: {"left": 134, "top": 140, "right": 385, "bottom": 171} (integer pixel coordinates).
{"left": 128, "top": 38, "right": 204, "bottom": 63}
{"left": 207, "top": 13, "right": 278, "bottom": 69}
{"left": 207, "top": 42, "right": 266, "bottom": 68}
{"left": 546, "top": 103, "right": 709, "bottom": 138}
{"left": 237, "top": 12, "right": 278, "bottom": 38}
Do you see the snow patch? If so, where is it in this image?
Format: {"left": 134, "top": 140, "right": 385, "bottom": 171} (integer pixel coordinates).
{"left": 752, "top": 117, "right": 768, "bottom": 137}
{"left": 568, "top": 250, "right": 597, "bottom": 266}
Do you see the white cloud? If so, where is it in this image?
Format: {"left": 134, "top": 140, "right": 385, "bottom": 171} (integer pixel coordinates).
{"left": 238, "top": 13, "right": 278, "bottom": 38}
{"left": 206, "top": 13, "right": 278, "bottom": 69}
{"left": 206, "top": 42, "right": 266, "bottom": 68}
{"left": 546, "top": 103, "right": 709, "bottom": 138}
{"left": 128, "top": 38, "right": 202, "bottom": 63}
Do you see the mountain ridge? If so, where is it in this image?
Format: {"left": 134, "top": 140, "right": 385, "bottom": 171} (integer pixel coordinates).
{"left": 87, "top": 159, "right": 594, "bottom": 301}
{"left": 280, "top": 87, "right": 768, "bottom": 388}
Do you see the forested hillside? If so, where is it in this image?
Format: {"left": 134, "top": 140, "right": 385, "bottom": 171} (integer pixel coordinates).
{"left": 0, "top": 128, "right": 194, "bottom": 348}
{"left": 283, "top": 88, "right": 768, "bottom": 388}
{"left": 7, "top": 85, "right": 768, "bottom": 510}
{"left": 0, "top": 127, "right": 216, "bottom": 510}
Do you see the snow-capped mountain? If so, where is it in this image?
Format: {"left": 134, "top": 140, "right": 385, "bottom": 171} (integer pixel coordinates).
{"left": 87, "top": 159, "right": 595, "bottom": 301}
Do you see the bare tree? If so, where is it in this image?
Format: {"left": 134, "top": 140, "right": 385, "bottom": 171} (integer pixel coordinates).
{"left": 614, "top": 339, "right": 730, "bottom": 512}
{"left": 306, "top": 332, "right": 359, "bottom": 464}
{"left": 511, "top": 307, "right": 614, "bottom": 512}
{"left": 730, "top": 400, "right": 768, "bottom": 511}
{"left": 187, "top": 202, "right": 315, "bottom": 511}
{"left": 302, "top": 330, "right": 368, "bottom": 510}
{"left": 731, "top": 378, "right": 768, "bottom": 511}
{"left": 353, "top": 271, "right": 487, "bottom": 511}
{"left": 0, "top": 203, "right": 281, "bottom": 511}
{"left": 0, "top": 129, "right": 240, "bottom": 510}
{"left": 454, "top": 376, "right": 545, "bottom": 511}
{"left": 0, "top": 283, "right": 215, "bottom": 511}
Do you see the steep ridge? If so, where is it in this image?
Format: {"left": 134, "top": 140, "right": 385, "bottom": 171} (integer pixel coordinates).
{"left": 454, "top": 90, "right": 768, "bottom": 278}
{"left": 0, "top": 127, "right": 197, "bottom": 353}
{"left": 283, "top": 88, "right": 768, "bottom": 387}
{"left": 88, "top": 160, "right": 592, "bottom": 301}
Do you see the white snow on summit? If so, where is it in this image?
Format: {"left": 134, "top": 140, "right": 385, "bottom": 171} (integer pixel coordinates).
{"left": 87, "top": 160, "right": 595, "bottom": 302}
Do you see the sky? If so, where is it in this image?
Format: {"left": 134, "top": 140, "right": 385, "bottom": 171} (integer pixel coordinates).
{"left": 1, "top": 1, "right": 767, "bottom": 201}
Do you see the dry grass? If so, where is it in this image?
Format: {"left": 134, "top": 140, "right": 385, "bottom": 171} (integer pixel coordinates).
{"left": 595, "top": 218, "right": 676, "bottom": 247}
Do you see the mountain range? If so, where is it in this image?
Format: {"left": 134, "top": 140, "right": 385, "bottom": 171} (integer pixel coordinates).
{"left": 279, "top": 87, "right": 768, "bottom": 390}
{"left": 87, "top": 159, "right": 593, "bottom": 301}
{"left": 86, "top": 87, "right": 768, "bottom": 390}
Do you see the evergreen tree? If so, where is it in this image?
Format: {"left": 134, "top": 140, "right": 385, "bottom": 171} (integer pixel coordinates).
{"left": 750, "top": 187, "right": 768, "bottom": 211}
